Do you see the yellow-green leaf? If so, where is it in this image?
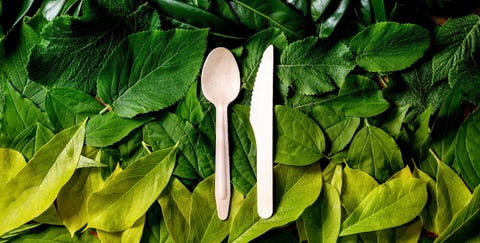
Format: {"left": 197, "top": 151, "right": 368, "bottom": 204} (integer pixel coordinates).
{"left": 0, "top": 148, "right": 25, "bottom": 184}
{"left": 97, "top": 215, "right": 146, "bottom": 243}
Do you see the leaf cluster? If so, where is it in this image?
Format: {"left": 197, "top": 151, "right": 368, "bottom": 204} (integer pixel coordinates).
{"left": 1, "top": 0, "right": 480, "bottom": 242}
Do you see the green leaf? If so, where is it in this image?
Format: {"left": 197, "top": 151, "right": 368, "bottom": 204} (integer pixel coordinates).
{"left": 0, "top": 121, "right": 85, "bottom": 236}
{"left": 435, "top": 185, "right": 480, "bottom": 243}
{"left": 0, "top": 148, "right": 25, "bottom": 184}
{"left": 9, "top": 226, "right": 99, "bottom": 243}
{"left": 340, "top": 177, "right": 427, "bottom": 236}
{"left": 316, "top": 0, "right": 351, "bottom": 38}
{"left": 341, "top": 165, "right": 379, "bottom": 214}
{"left": 97, "top": 29, "right": 208, "bottom": 118}
{"left": 143, "top": 113, "right": 214, "bottom": 179}
{"left": 27, "top": 4, "right": 154, "bottom": 94}
{"left": 302, "top": 183, "right": 341, "bottom": 243}
{"left": 368, "top": 105, "right": 409, "bottom": 138}
{"left": 229, "top": 164, "right": 322, "bottom": 243}
{"left": 322, "top": 75, "right": 390, "bottom": 117}
{"left": 278, "top": 37, "right": 355, "bottom": 95}
{"left": 347, "top": 124, "right": 404, "bottom": 182}
{"left": 46, "top": 88, "right": 103, "bottom": 131}
{"left": 350, "top": 22, "right": 430, "bottom": 72}
{"left": 87, "top": 145, "right": 177, "bottom": 232}
{"left": 188, "top": 175, "right": 243, "bottom": 243}
{"left": 97, "top": 215, "right": 145, "bottom": 243}
{"left": 435, "top": 158, "right": 472, "bottom": 234}
{"left": 375, "top": 219, "right": 423, "bottom": 243}
{"left": 456, "top": 110, "right": 480, "bottom": 190}
{"left": 230, "top": 105, "right": 257, "bottom": 195}
{"left": 1, "top": 80, "right": 52, "bottom": 142}
{"left": 413, "top": 166, "right": 439, "bottom": 234}
{"left": 175, "top": 81, "right": 205, "bottom": 127}
{"left": 10, "top": 123, "right": 54, "bottom": 160}
{"left": 370, "top": 0, "right": 386, "bottom": 22}
{"left": 241, "top": 28, "right": 288, "bottom": 90}
{"left": 432, "top": 15, "right": 480, "bottom": 82}
{"left": 310, "top": 105, "right": 360, "bottom": 155}
{"left": 274, "top": 105, "right": 325, "bottom": 165}
{"left": 1, "top": 0, "right": 34, "bottom": 30}
{"left": 449, "top": 60, "right": 480, "bottom": 104}
{"left": 57, "top": 168, "right": 104, "bottom": 236}
{"left": 86, "top": 111, "right": 152, "bottom": 147}
{"left": 230, "top": 0, "right": 309, "bottom": 40}
{"left": 157, "top": 178, "right": 191, "bottom": 243}
{"left": 311, "top": 0, "right": 331, "bottom": 22}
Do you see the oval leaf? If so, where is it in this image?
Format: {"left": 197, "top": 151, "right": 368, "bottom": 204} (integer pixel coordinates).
{"left": 340, "top": 177, "right": 427, "bottom": 236}
{"left": 274, "top": 105, "right": 325, "bottom": 165}
{"left": 350, "top": 22, "right": 430, "bottom": 72}
{"left": 0, "top": 148, "right": 26, "bottom": 184}
{"left": 455, "top": 110, "right": 480, "bottom": 190}
{"left": 87, "top": 145, "right": 177, "bottom": 232}
{"left": 0, "top": 122, "right": 85, "bottom": 236}
{"left": 97, "top": 29, "right": 208, "bottom": 118}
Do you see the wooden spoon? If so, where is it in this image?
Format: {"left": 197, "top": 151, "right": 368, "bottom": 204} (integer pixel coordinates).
{"left": 201, "top": 47, "right": 240, "bottom": 220}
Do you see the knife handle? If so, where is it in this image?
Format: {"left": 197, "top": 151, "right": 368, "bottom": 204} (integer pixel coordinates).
{"left": 215, "top": 104, "right": 231, "bottom": 220}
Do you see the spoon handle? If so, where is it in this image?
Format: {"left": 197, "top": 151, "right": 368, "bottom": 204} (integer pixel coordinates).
{"left": 215, "top": 104, "right": 231, "bottom": 220}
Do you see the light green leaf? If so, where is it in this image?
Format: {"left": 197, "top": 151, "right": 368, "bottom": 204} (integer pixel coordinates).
{"left": 375, "top": 219, "right": 423, "bottom": 243}
{"left": 435, "top": 185, "right": 480, "bottom": 243}
{"left": 0, "top": 121, "right": 85, "bottom": 236}
{"left": 97, "top": 215, "right": 145, "bottom": 243}
{"left": 0, "top": 148, "right": 25, "bottom": 184}
{"left": 87, "top": 145, "right": 177, "bottom": 232}
{"left": 455, "top": 110, "right": 480, "bottom": 190}
{"left": 302, "top": 183, "right": 341, "bottom": 243}
{"left": 9, "top": 226, "right": 99, "bottom": 243}
{"left": 340, "top": 178, "right": 427, "bottom": 236}
{"left": 432, "top": 15, "right": 480, "bottom": 82}
{"left": 311, "top": 105, "right": 360, "bottom": 155}
{"left": 350, "top": 22, "right": 430, "bottom": 72}
{"left": 57, "top": 168, "right": 104, "bottom": 236}
{"left": 230, "top": 105, "right": 256, "bottom": 195}
{"left": 86, "top": 112, "right": 152, "bottom": 147}
{"left": 435, "top": 158, "right": 472, "bottom": 234}
{"left": 188, "top": 175, "right": 243, "bottom": 243}
{"left": 347, "top": 124, "right": 404, "bottom": 182}
{"left": 322, "top": 75, "right": 390, "bottom": 117}
{"left": 341, "top": 165, "right": 379, "bottom": 214}
{"left": 413, "top": 166, "right": 438, "bottom": 234}
{"left": 143, "top": 113, "right": 214, "bottom": 179}
{"left": 46, "top": 88, "right": 103, "bottom": 131}
{"left": 278, "top": 37, "right": 355, "bottom": 95}
{"left": 157, "top": 178, "right": 192, "bottom": 243}
{"left": 27, "top": 4, "right": 154, "bottom": 94}
{"left": 229, "top": 164, "right": 322, "bottom": 243}
{"left": 97, "top": 29, "right": 208, "bottom": 118}
{"left": 241, "top": 28, "right": 288, "bottom": 90}
{"left": 274, "top": 105, "right": 325, "bottom": 165}
{"left": 10, "top": 123, "right": 54, "bottom": 160}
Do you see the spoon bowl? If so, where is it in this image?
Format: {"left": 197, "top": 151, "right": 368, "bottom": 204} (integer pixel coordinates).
{"left": 201, "top": 47, "right": 240, "bottom": 220}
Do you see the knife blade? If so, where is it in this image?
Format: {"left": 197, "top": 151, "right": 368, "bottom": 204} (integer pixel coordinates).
{"left": 250, "top": 45, "right": 274, "bottom": 219}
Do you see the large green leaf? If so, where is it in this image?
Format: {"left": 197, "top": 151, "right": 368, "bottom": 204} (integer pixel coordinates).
{"left": 10, "top": 123, "right": 54, "bottom": 160}
{"left": 27, "top": 3, "right": 154, "bottom": 94}
{"left": 347, "top": 124, "right": 404, "bottom": 182}
{"left": 9, "top": 226, "right": 99, "bottom": 243}
{"left": 230, "top": 105, "right": 256, "bottom": 195}
{"left": 0, "top": 122, "right": 85, "bottom": 236}
{"left": 57, "top": 168, "right": 104, "bottom": 236}
{"left": 143, "top": 113, "right": 214, "bottom": 180}
{"left": 302, "top": 183, "right": 341, "bottom": 243}
{"left": 321, "top": 75, "right": 390, "bottom": 117}
{"left": 230, "top": 0, "right": 309, "bottom": 40}
{"left": 274, "top": 105, "right": 325, "bottom": 165}
{"left": 229, "top": 164, "right": 322, "bottom": 243}
{"left": 97, "top": 29, "right": 207, "bottom": 118}
{"left": 435, "top": 158, "right": 472, "bottom": 234}
{"left": 87, "top": 145, "right": 177, "bottom": 232}
{"left": 46, "top": 88, "right": 103, "bottom": 131}
{"left": 0, "top": 148, "right": 25, "bottom": 184}
{"left": 435, "top": 185, "right": 480, "bottom": 242}
{"left": 278, "top": 37, "right": 355, "bottom": 95}
{"left": 432, "top": 15, "right": 480, "bottom": 82}
{"left": 350, "top": 22, "right": 430, "bottom": 72}
{"left": 456, "top": 110, "right": 480, "bottom": 190}
{"left": 341, "top": 165, "right": 379, "bottom": 214}
{"left": 340, "top": 177, "right": 427, "bottom": 236}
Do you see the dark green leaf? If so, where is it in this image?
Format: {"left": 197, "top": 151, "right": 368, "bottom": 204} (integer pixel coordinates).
{"left": 347, "top": 123, "right": 404, "bottom": 182}
{"left": 85, "top": 112, "right": 152, "bottom": 147}
{"left": 275, "top": 105, "right": 325, "bottom": 165}
{"left": 311, "top": 0, "right": 331, "bottom": 22}
{"left": 1, "top": 0, "right": 34, "bottom": 31}
{"left": 278, "top": 37, "right": 355, "bottom": 95}
{"left": 316, "top": 0, "right": 351, "bottom": 38}
{"left": 370, "top": 0, "right": 386, "bottom": 22}
{"left": 175, "top": 81, "right": 205, "bottom": 127}
{"left": 449, "top": 59, "right": 480, "bottom": 104}
{"left": 28, "top": 4, "right": 154, "bottom": 94}
{"left": 455, "top": 110, "right": 480, "bottom": 190}
{"left": 433, "top": 15, "right": 480, "bottom": 82}
{"left": 97, "top": 29, "right": 207, "bottom": 118}
{"left": 350, "top": 22, "right": 430, "bottom": 72}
